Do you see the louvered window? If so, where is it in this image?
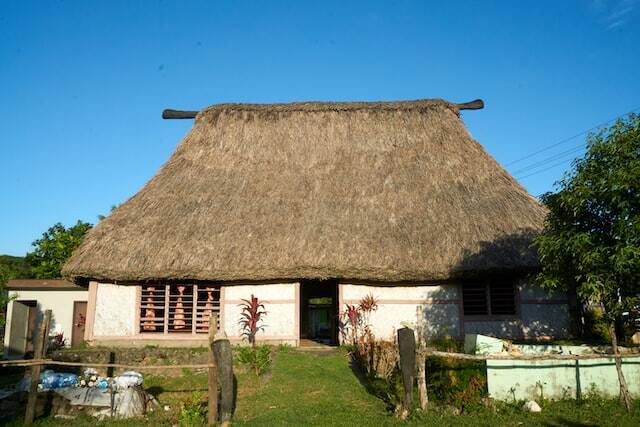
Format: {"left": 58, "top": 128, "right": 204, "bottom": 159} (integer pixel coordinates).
{"left": 489, "top": 281, "right": 516, "bottom": 315}
{"left": 462, "top": 281, "right": 516, "bottom": 316}
{"left": 140, "top": 284, "right": 220, "bottom": 334}
{"left": 462, "top": 283, "right": 488, "bottom": 315}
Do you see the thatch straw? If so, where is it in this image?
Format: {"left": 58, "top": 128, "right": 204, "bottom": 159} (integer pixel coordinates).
{"left": 62, "top": 99, "right": 545, "bottom": 283}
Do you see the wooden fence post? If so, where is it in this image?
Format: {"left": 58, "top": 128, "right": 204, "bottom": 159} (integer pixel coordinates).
{"left": 25, "top": 309, "right": 51, "bottom": 425}
{"left": 397, "top": 327, "right": 416, "bottom": 419}
{"left": 208, "top": 313, "right": 219, "bottom": 425}
{"left": 415, "top": 306, "right": 428, "bottom": 410}
{"left": 108, "top": 351, "right": 116, "bottom": 418}
{"left": 107, "top": 351, "right": 116, "bottom": 377}
{"left": 214, "top": 332, "right": 234, "bottom": 425}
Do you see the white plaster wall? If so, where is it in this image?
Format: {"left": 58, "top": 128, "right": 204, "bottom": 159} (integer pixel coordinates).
{"left": 463, "top": 282, "right": 571, "bottom": 339}
{"left": 519, "top": 282, "right": 567, "bottom": 300}
{"left": 364, "top": 303, "right": 460, "bottom": 340}
{"left": 93, "top": 283, "right": 137, "bottom": 337}
{"left": 339, "top": 282, "right": 570, "bottom": 341}
{"left": 224, "top": 302, "right": 296, "bottom": 338}
{"left": 520, "top": 304, "right": 570, "bottom": 338}
{"left": 224, "top": 283, "right": 295, "bottom": 300}
{"left": 341, "top": 283, "right": 460, "bottom": 340}
{"left": 464, "top": 320, "right": 523, "bottom": 339}
{"left": 464, "top": 306, "right": 570, "bottom": 339}
{"left": 3, "top": 290, "right": 87, "bottom": 348}
{"left": 341, "top": 283, "right": 458, "bottom": 301}
{"left": 422, "top": 304, "right": 460, "bottom": 337}
{"left": 222, "top": 283, "right": 296, "bottom": 339}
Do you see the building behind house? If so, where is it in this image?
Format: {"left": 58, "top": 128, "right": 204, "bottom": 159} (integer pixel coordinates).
{"left": 4, "top": 279, "right": 87, "bottom": 357}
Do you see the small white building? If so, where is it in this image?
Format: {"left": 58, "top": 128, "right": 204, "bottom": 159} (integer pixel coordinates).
{"left": 4, "top": 279, "right": 87, "bottom": 357}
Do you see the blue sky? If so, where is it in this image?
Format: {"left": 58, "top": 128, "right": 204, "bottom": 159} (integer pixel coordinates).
{"left": 1, "top": 1, "right": 639, "bottom": 256}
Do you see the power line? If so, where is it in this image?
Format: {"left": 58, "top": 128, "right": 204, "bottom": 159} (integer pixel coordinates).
{"left": 516, "top": 157, "right": 575, "bottom": 180}
{"left": 505, "top": 106, "right": 640, "bottom": 167}
{"left": 511, "top": 143, "right": 585, "bottom": 176}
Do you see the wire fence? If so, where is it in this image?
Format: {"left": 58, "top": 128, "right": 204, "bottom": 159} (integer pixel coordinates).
{"left": 0, "top": 359, "right": 214, "bottom": 369}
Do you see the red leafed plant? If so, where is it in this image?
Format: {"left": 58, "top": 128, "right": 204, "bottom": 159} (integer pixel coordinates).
{"left": 358, "top": 293, "right": 378, "bottom": 313}
{"left": 345, "top": 304, "right": 359, "bottom": 326}
{"left": 239, "top": 294, "right": 267, "bottom": 347}
{"left": 341, "top": 294, "right": 379, "bottom": 344}
{"left": 344, "top": 304, "right": 360, "bottom": 345}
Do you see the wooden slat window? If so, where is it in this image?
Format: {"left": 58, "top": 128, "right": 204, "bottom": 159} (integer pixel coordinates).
{"left": 195, "top": 286, "right": 221, "bottom": 333}
{"left": 463, "top": 281, "right": 516, "bottom": 316}
{"left": 462, "top": 283, "right": 488, "bottom": 315}
{"left": 489, "top": 281, "right": 516, "bottom": 315}
{"left": 140, "top": 284, "right": 220, "bottom": 334}
{"left": 140, "top": 285, "right": 166, "bottom": 333}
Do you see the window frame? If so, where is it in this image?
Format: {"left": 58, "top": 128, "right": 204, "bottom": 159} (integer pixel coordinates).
{"left": 461, "top": 279, "right": 520, "bottom": 320}
{"left": 137, "top": 283, "right": 221, "bottom": 335}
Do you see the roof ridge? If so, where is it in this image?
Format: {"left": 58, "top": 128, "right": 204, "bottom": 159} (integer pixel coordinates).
{"left": 199, "top": 98, "right": 458, "bottom": 115}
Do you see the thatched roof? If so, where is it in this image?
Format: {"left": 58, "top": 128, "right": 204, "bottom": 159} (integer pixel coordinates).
{"left": 63, "top": 99, "right": 546, "bottom": 283}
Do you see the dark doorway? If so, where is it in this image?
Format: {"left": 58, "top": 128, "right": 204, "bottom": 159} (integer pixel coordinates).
{"left": 300, "top": 279, "right": 338, "bottom": 345}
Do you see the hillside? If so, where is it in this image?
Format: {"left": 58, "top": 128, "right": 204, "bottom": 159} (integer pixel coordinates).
{"left": 0, "top": 255, "right": 33, "bottom": 279}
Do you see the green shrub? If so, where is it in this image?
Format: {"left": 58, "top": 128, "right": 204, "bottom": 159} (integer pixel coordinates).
{"left": 278, "top": 343, "right": 293, "bottom": 353}
{"left": 426, "top": 356, "right": 487, "bottom": 412}
{"left": 177, "top": 392, "right": 207, "bottom": 426}
{"left": 235, "top": 345, "right": 272, "bottom": 376}
{"left": 583, "top": 307, "right": 611, "bottom": 343}
{"left": 365, "top": 368, "right": 405, "bottom": 411}
{"left": 425, "top": 336, "right": 463, "bottom": 352}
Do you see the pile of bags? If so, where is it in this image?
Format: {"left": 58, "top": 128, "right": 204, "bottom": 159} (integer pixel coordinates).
{"left": 39, "top": 368, "right": 143, "bottom": 391}
{"left": 39, "top": 371, "right": 79, "bottom": 390}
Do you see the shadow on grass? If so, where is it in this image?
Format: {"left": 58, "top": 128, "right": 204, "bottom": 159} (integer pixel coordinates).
{"left": 542, "top": 417, "right": 594, "bottom": 427}
{"left": 347, "top": 355, "right": 399, "bottom": 412}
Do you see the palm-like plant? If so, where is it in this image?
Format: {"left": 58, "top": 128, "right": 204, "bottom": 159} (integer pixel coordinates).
{"left": 344, "top": 304, "right": 360, "bottom": 345}
{"left": 239, "top": 294, "right": 267, "bottom": 347}
{"left": 358, "top": 293, "right": 378, "bottom": 312}
{"left": 341, "top": 294, "right": 379, "bottom": 346}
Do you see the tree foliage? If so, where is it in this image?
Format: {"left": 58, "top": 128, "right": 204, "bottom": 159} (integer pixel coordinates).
{"left": 0, "top": 255, "right": 33, "bottom": 279}
{"left": 534, "top": 114, "right": 640, "bottom": 322}
{"left": 0, "top": 256, "right": 31, "bottom": 328}
{"left": 534, "top": 114, "right": 639, "bottom": 409}
{"left": 0, "top": 263, "right": 11, "bottom": 326}
{"left": 25, "top": 221, "right": 93, "bottom": 278}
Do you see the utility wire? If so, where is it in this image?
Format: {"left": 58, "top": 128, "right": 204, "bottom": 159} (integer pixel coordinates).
{"left": 517, "top": 157, "right": 575, "bottom": 180}
{"left": 512, "top": 143, "right": 585, "bottom": 176}
{"left": 505, "top": 106, "right": 640, "bottom": 167}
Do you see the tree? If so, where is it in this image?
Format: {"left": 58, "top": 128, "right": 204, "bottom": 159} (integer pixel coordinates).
{"left": 25, "top": 221, "right": 93, "bottom": 278}
{"left": 0, "top": 256, "right": 29, "bottom": 328}
{"left": 0, "top": 255, "right": 34, "bottom": 279}
{"left": 534, "top": 114, "right": 639, "bottom": 410}
{"left": 0, "top": 263, "right": 13, "bottom": 327}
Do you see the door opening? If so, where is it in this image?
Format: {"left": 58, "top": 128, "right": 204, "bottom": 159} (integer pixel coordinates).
{"left": 300, "top": 279, "right": 338, "bottom": 345}
{"left": 72, "top": 301, "right": 88, "bottom": 347}
{"left": 7, "top": 300, "right": 37, "bottom": 358}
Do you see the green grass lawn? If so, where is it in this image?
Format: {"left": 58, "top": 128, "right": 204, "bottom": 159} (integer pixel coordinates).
{"left": 3, "top": 348, "right": 640, "bottom": 426}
